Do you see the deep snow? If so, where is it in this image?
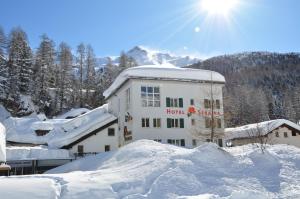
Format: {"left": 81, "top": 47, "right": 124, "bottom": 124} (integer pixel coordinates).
{"left": 1, "top": 140, "right": 300, "bottom": 199}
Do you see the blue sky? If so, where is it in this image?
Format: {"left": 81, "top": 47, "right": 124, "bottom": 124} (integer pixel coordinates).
{"left": 1, "top": 0, "right": 300, "bottom": 58}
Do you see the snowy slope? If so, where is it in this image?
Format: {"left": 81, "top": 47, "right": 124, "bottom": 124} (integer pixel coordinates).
{"left": 1, "top": 140, "right": 300, "bottom": 198}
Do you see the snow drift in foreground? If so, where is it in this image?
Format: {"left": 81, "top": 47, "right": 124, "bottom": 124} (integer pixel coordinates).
{"left": 1, "top": 140, "right": 300, "bottom": 199}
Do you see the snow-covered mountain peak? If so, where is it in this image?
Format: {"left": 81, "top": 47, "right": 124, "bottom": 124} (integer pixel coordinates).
{"left": 96, "top": 46, "right": 201, "bottom": 67}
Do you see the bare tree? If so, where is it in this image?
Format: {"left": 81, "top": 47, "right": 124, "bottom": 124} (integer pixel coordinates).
{"left": 188, "top": 72, "right": 224, "bottom": 144}
{"left": 245, "top": 122, "right": 274, "bottom": 153}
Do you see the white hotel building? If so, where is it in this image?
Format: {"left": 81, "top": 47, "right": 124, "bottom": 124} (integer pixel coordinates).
{"left": 104, "top": 64, "right": 226, "bottom": 148}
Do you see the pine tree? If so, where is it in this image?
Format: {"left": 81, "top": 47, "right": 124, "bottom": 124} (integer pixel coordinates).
{"left": 76, "top": 43, "right": 85, "bottom": 107}
{"left": 57, "top": 42, "right": 73, "bottom": 112}
{"left": 7, "top": 27, "right": 33, "bottom": 98}
{"left": 33, "top": 34, "right": 56, "bottom": 113}
{"left": 85, "top": 45, "right": 96, "bottom": 106}
{"left": 119, "top": 51, "right": 128, "bottom": 68}
{"left": 0, "top": 27, "right": 7, "bottom": 99}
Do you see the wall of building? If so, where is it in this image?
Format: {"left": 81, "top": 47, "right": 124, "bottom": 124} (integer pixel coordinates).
{"left": 108, "top": 78, "right": 225, "bottom": 148}
{"left": 69, "top": 123, "right": 119, "bottom": 154}
{"left": 269, "top": 126, "right": 300, "bottom": 147}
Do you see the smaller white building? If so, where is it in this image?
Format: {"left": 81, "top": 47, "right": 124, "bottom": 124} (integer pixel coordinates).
{"left": 225, "top": 119, "right": 300, "bottom": 148}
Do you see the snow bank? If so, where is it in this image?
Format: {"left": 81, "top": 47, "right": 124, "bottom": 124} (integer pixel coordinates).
{"left": 225, "top": 119, "right": 300, "bottom": 140}
{"left": 104, "top": 64, "right": 226, "bottom": 98}
{"left": 6, "top": 146, "right": 71, "bottom": 161}
{"left": 2, "top": 140, "right": 300, "bottom": 198}
{"left": 0, "top": 122, "right": 6, "bottom": 162}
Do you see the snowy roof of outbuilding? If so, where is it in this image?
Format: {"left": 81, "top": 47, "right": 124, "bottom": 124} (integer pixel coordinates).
{"left": 225, "top": 119, "right": 300, "bottom": 140}
{"left": 103, "top": 64, "right": 226, "bottom": 99}
{"left": 4, "top": 104, "right": 117, "bottom": 149}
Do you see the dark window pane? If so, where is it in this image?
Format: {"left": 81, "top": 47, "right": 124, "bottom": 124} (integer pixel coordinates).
{"left": 167, "top": 118, "right": 171, "bottom": 128}
{"left": 147, "top": 87, "right": 153, "bottom": 93}
{"left": 166, "top": 98, "right": 170, "bottom": 107}
{"left": 179, "top": 98, "right": 183, "bottom": 108}
{"left": 180, "top": 118, "right": 184, "bottom": 128}
{"left": 141, "top": 86, "right": 146, "bottom": 92}
{"left": 181, "top": 139, "right": 185, "bottom": 146}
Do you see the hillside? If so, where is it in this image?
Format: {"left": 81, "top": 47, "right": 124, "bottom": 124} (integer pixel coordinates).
{"left": 189, "top": 52, "right": 300, "bottom": 127}
{"left": 1, "top": 140, "right": 300, "bottom": 198}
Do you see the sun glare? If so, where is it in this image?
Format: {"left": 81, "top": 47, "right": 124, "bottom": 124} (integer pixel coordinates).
{"left": 201, "top": 0, "right": 238, "bottom": 16}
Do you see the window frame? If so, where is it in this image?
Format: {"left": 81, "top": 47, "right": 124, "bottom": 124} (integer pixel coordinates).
{"left": 142, "top": 118, "right": 150, "bottom": 128}
{"left": 141, "top": 86, "right": 160, "bottom": 107}
{"left": 108, "top": 128, "right": 115, "bottom": 136}
{"left": 153, "top": 118, "right": 161, "bottom": 128}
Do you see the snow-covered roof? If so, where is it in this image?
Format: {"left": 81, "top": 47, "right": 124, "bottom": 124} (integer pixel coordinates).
{"left": 225, "top": 119, "right": 300, "bottom": 140}
{"left": 6, "top": 146, "right": 71, "bottom": 161}
{"left": 103, "top": 64, "right": 226, "bottom": 98}
{"left": 56, "top": 108, "right": 90, "bottom": 119}
{"left": 0, "top": 122, "right": 6, "bottom": 162}
{"left": 4, "top": 104, "right": 117, "bottom": 149}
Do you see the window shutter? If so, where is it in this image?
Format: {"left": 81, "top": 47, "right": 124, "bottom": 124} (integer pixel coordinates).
{"left": 166, "top": 97, "right": 170, "bottom": 107}
{"left": 167, "top": 118, "right": 171, "bottom": 128}
{"left": 179, "top": 98, "right": 183, "bottom": 108}
{"left": 180, "top": 118, "right": 184, "bottom": 128}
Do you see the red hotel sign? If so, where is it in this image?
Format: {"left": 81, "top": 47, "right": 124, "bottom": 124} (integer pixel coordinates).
{"left": 166, "top": 108, "right": 222, "bottom": 116}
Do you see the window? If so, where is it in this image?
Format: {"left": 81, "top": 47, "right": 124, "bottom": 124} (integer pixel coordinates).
{"left": 192, "top": 139, "right": 197, "bottom": 147}
{"left": 126, "top": 88, "right": 131, "bottom": 109}
{"left": 180, "top": 118, "right": 184, "bottom": 128}
{"left": 141, "top": 86, "right": 160, "bottom": 107}
{"left": 166, "top": 97, "right": 183, "bottom": 108}
{"left": 292, "top": 131, "right": 297, "bottom": 136}
{"left": 205, "top": 117, "right": 211, "bottom": 128}
{"left": 204, "top": 99, "right": 211, "bottom": 109}
{"left": 284, "top": 132, "right": 288, "bottom": 138}
{"left": 216, "top": 100, "right": 221, "bottom": 109}
{"left": 191, "top": 119, "right": 195, "bottom": 126}
{"left": 167, "top": 118, "right": 184, "bottom": 128}
{"left": 167, "top": 139, "right": 185, "bottom": 146}
{"left": 142, "top": 118, "right": 150, "bottom": 127}
{"left": 217, "top": 118, "right": 222, "bottom": 128}
{"left": 154, "top": 139, "right": 162, "bottom": 142}
{"left": 190, "top": 99, "right": 194, "bottom": 106}
{"left": 105, "top": 145, "right": 110, "bottom": 152}
{"left": 181, "top": 139, "right": 185, "bottom": 147}
{"left": 78, "top": 145, "right": 84, "bottom": 154}
{"left": 275, "top": 132, "right": 279, "bottom": 137}
{"left": 35, "top": 130, "right": 50, "bottom": 136}
{"left": 108, "top": 128, "right": 115, "bottom": 136}
{"left": 218, "top": 139, "right": 223, "bottom": 147}
{"left": 153, "top": 118, "right": 161, "bottom": 128}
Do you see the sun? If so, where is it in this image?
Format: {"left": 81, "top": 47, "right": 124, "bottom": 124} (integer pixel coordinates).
{"left": 200, "top": 0, "right": 238, "bottom": 16}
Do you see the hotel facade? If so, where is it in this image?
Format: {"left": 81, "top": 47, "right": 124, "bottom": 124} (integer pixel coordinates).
{"left": 104, "top": 65, "right": 226, "bottom": 148}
